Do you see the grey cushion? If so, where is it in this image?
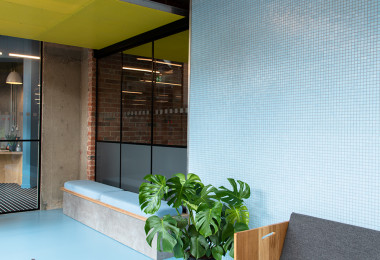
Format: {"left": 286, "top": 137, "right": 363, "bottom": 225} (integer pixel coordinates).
{"left": 280, "top": 213, "right": 380, "bottom": 260}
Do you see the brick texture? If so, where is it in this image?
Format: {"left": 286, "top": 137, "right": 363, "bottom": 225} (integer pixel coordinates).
{"left": 87, "top": 49, "right": 96, "bottom": 180}
{"left": 97, "top": 53, "right": 187, "bottom": 147}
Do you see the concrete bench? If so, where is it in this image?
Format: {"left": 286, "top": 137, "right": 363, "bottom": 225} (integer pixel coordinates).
{"left": 234, "top": 212, "right": 380, "bottom": 260}
{"left": 62, "top": 180, "right": 180, "bottom": 260}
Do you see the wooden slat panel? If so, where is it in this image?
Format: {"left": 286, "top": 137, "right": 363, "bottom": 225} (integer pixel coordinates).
{"left": 234, "top": 221, "right": 289, "bottom": 260}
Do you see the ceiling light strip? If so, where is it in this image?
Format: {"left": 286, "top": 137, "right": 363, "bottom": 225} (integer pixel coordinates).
{"left": 141, "top": 80, "right": 182, "bottom": 86}
{"left": 137, "top": 58, "right": 182, "bottom": 67}
{"left": 122, "top": 67, "right": 160, "bottom": 73}
{"left": 9, "top": 53, "right": 40, "bottom": 60}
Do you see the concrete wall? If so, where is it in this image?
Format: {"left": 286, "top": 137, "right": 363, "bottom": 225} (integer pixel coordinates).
{"left": 40, "top": 43, "right": 89, "bottom": 209}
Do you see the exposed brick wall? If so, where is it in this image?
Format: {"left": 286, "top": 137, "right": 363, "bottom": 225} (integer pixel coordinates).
{"left": 96, "top": 53, "right": 187, "bottom": 147}
{"left": 87, "top": 49, "right": 96, "bottom": 180}
{"left": 97, "top": 53, "right": 121, "bottom": 142}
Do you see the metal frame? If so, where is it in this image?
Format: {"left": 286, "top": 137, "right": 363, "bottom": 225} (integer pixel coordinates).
{"left": 0, "top": 42, "right": 43, "bottom": 215}
{"left": 95, "top": 25, "right": 188, "bottom": 186}
{"left": 94, "top": 18, "right": 189, "bottom": 59}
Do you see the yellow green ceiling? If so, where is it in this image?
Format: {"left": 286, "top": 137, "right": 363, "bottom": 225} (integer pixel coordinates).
{"left": 0, "top": 0, "right": 183, "bottom": 49}
{"left": 125, "top": 30, "right": 189, "bottom": 62}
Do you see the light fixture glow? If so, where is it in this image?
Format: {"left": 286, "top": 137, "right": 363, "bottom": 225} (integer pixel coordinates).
{"left": 0, "top": 52, "right": 2, "bottom": 55}
{"left": 136, "top": 58, "right": 182, "bottom": 67}
{"left": 159, "top": 94, "right": 168, "bottom": 97}
{"left": 140, "top": 80, "right": 182, "bottom": 86}
{"left": 134, "top": 100, "right": 146, "bottom": 102}
{"left": 122, "top": 67, "right": 160, "bottom": 73}
{"left": 122, "top": 91, "right": 143, "bottom": 94}
{"left": 9, "top": 53, "right": 40, "bottom": 60}
{"left": 156, "top": 100, "right": 168, "bottom": 103}
{"left": 6, "top": 71, "right": 23, "bottom": 85}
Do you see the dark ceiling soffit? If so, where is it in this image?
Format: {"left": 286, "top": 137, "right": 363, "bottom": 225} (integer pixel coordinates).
{"left": 94, "top": 17, "right": 189, "bottom": 59}
{"left": 119, "top": 0, "right": 188, "bottom": 16}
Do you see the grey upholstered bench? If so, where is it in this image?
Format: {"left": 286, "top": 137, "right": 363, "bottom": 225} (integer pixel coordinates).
{"left": 234, "top": 212, "right": 380, "bottom": 260}
{"left": 61, "top": 180, "right": 180, "bottom": 260}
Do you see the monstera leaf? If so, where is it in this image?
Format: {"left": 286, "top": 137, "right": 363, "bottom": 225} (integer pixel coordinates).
{"left": 194, "top": 184, "right": 218, "bottom": 207}
{"left": 173, "top": 232, "right": 185, "bottom": 258}
{"left": 144, "top": 215, "right": 179, "bottom": 252}
{"left": 190, "top": 236, "right": 209, "bottom": 259}
{"left": 195, "top": 201, "right": 223, "bottom": 237}
{"left": 217, "top": 178, "right": 250, "bottom": 206}
{"left": 139, "top": 175, "right": 168, "bottom": 214}
{"left": 212, "top": 246, "right": 224, "bottom": 260}
{"left": 225, "top": 204, "right": 249, "bottom": 226}
{"left": 167, "top": 173, "right": 203, "bottom": 209}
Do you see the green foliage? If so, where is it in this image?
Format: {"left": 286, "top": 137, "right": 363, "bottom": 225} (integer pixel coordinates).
{"left": 139, "top": 175, "right": 168, "bottom": 214}
{"left": 195, "top": 202, "right": 222, "bottom": 237}
{"left": 139, "top": 173, "right": 252, "bottom": 259}
{"left": 145, "top": 215, "right": 179, "bottom": 252}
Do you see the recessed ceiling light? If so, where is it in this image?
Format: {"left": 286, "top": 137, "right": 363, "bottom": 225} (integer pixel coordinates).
{"left": 141, "top": 80, "right": 182, "bottom": 86}
{"left": 122, "top": 67, "right": 160, "bottom": 73}
{"left": 136, "top": 58, "right": 182, "bottom": 67}
{"left": 9, "top": 53, "right": 40, "bottom": 60}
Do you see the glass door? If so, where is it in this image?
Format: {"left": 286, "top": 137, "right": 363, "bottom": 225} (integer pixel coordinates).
{"left": 0, "top": 36, "right": 41, "bottom": 214}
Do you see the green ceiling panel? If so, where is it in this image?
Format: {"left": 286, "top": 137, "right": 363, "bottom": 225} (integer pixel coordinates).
{"left": 0, "top": 0, "right": 183, "bottom": 49}
{"left": 124, "top": 30, "right": 189, "bottom": 63}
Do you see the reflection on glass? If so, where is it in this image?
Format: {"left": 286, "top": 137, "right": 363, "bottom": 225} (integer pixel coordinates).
{"left": 0, "top": 36, "right": 41, "bottom": 142}
{"left": 0, "top": 140, "right": 39, "bottom": 213}
{"left": 122, "top": 52, "right": 153, "bottom": 144}
{"left": 153, "top": 58, "right": 187, "bottom": 146}
{"left": 97, "top": 53, "right": 122, "bottom": 142}
{"left": 95, "top": 31, "right": 189, "bottom": 192}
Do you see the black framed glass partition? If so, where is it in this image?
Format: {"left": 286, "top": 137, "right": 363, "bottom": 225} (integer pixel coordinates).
{"left": 0, "top": 36, "right": 41, "bottom": 214}
{"left": 96, "top": 31, "right": 188, "bottom": 192}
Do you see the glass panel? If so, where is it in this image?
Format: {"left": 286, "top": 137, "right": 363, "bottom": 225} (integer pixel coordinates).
{"left": 0, "top": 140, "right": 39, "bottom": 213}
{"left": 120, "top": 44, "right": 153, "bottom": 192}
{"left": 0, "top": 36, "right": 41, "bottom": 141}
{"left": 121, "top": 143, "right": 151, "bottom": 192}
{"left": 96, "top": 142, "right": 120, "bottom": 188}
{"left": 153, "top": 32, "right": 188, "bottom": 146}
{"left": 97, "top": 53, "right": 122, "bottom": 142}
{"left": 152, "top": 146, "right": 187, "bottom": 179}
{"left": 122, "top": 48, "right": 153, "bottom": 144}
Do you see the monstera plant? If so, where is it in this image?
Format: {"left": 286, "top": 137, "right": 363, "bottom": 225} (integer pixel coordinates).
{"left": 139, "top": 173, "right": 251, "bottom": 260}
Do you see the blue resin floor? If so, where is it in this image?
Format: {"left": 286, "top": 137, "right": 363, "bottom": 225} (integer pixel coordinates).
{"left": 0, "top": 209, "right": 177, "bottom": 260}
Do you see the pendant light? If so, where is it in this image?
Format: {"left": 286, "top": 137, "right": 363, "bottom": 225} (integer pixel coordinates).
{"left": 6, "top": 71, "right": 22, "bottom": 85}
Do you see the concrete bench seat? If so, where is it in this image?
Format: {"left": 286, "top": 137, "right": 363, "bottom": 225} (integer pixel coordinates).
{"left": 62, "top": 180, "right": 180, "bottom": 260}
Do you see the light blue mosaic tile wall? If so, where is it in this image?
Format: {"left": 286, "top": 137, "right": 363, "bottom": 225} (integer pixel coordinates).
{"left": 189, "top": 0, "right": 380, "bottom": 237}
